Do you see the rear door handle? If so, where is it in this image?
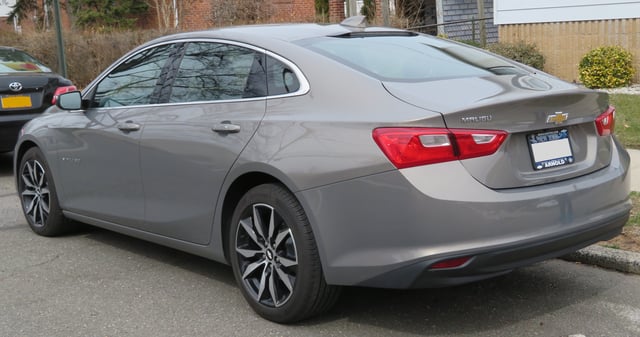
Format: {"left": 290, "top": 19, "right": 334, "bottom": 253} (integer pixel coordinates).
{"left": 117, "top": 121, "right": 141, "bottom": 132}
{"left": 212, "top": 121, "right": 241, "bottom": 133}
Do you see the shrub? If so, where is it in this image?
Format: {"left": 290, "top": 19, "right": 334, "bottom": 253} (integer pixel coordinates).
{"left": 486, "top": 41, "right": 545, "bottom": 70}
{"left": 579, "top": 46, "right": 635, "bottom": 89}
{"left": 0, "top": 30, "right": 164, "bottom": 88}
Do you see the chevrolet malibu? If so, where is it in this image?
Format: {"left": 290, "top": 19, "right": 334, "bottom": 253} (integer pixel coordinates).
{"left": 14, "top": 19, "right": 631, "bottom": 323}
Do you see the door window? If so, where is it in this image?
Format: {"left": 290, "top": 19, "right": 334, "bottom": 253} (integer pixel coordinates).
{"left": 92, "top": 44, "right": 176, "bottom": 108}
{"left": 169, "top": 42, "right": 267, "bottom": 103}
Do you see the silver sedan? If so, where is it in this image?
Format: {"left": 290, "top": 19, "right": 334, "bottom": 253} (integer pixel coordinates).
{"left": 14, "top": 18, "right": 630, "bottom": 323}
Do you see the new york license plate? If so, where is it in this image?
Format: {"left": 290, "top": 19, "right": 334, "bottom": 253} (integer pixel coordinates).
{"left": 1, "top": 95, "right": 32, "bottom": 109}
{"left": 527, "top": 129, "right": 574, "bottom": 170}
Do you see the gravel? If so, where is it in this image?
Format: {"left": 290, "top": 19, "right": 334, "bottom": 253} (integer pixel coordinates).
{"left": 599, "top": 84, "right": 640, "bottom": 95}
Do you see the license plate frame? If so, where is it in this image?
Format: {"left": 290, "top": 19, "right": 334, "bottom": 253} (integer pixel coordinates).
{"left": 527, "top": 128, "right": 574, "bottom": 171}
{"left": 1, "top": 95, "right": 32, "bottom": 109}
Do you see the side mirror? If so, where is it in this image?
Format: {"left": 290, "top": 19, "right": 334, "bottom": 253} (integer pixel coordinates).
{"left": 56, "top": 91, "right": 83, "bottom": 110}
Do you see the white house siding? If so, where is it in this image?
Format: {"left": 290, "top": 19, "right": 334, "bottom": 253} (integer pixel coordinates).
{"left": 439, "top": 0, "right": 498, "bottom": 43}
{"left": 495, "top": 0, "right": 640, "bottom": 24}
{"left": 496, "top": 0, "right": 640, "bottom": 83}
{"left": 0, "top": 0, "right": 16, "bottom": 17}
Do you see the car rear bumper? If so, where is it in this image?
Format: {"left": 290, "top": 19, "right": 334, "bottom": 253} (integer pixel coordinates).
{"left": 359, "top": 211, "right": 627, "bottom": 288}
{"left": 297, "top": 139, "right": 631, "bottom": 288}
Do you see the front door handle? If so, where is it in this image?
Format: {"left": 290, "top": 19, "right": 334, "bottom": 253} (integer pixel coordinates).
{"left": 117, "top": 121, "right": 141, "bottom": 132}
{"left": 212, "top": 121, "right": 241, "bottom": 133}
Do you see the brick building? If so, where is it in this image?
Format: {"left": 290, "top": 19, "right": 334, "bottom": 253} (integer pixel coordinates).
{"left": 0, "top": 0, "right": 316, "bottom": 32}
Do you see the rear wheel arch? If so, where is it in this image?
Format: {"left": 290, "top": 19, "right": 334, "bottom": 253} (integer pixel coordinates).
{"left": 221, "top": 172, "right": 280, "bottom": 264}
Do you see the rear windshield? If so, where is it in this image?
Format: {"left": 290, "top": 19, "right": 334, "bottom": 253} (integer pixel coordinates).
{"left": 0, "top": 49, "right": 51, "bottom": 73}
{"left": 298, "top": 34, "right": 525, "bottom": 82}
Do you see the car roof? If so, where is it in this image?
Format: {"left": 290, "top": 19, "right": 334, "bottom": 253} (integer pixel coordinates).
{"left": 144, "top": 22, "right": 408, "bottom": 47}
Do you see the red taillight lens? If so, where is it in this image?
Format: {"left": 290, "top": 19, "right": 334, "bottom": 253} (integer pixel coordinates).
{"left": 52, "top": 85, "right": 78, "bottom": 105}
{"left": 595, "top": 106, "right": 616, "bottom": 136}
{"left": 429, "top": 256, "right": 472, "bottom": 270}
{"left": 372, "top": 127, "right": 507, "bottom": 169}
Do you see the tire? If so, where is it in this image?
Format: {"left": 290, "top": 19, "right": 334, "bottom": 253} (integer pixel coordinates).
{"left": 17, "top": 147, "right": 74, "bottom": 236}
{"left": 229, "top": 183, "right": 340, "bottom": 323}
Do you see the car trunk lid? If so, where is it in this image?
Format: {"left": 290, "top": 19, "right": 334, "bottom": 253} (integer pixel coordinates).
{"left": 383, "top": 74, "right": 613, "bottom": 189}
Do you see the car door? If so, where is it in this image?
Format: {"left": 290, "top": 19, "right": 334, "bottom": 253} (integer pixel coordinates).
{"left": 137, "top": 41, "right": 268, "bottom": 244}
{"left": 55, "top": 44, "right": 177, "bottom": 226}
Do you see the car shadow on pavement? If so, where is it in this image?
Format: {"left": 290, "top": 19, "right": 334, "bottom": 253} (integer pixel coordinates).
{"left": 301, "top": 260, "right": 621, "bottom": 334}
{"left": 0, "top": 152, "right": 13, "bottom": 177}
{"left": 79, "top": 223, "right": 621, "bottom": 334}
{"left": 79, "top": 225, "right": 237, "bottom": 288}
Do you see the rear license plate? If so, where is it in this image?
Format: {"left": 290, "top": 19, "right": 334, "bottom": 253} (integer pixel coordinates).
{"left": 527, "top": 129, "right": 574, "bottom": 170}
{"left": 1, "top": 95, "right": 32, "bottom": 109}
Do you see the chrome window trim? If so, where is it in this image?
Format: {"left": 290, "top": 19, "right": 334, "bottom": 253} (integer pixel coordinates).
{"left": 83, "top": 38, "right": 310, "bottom": 108}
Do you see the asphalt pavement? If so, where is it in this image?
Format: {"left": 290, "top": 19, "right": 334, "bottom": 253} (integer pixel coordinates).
{"left": 563, "top": 148, "right": 640, "bottom": 275}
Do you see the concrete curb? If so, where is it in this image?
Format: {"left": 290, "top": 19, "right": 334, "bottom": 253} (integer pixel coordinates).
{"left": 562, "top": 245, "right": 640, "bottom": 275}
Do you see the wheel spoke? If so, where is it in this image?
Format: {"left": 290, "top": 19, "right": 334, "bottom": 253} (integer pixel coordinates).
{"left": 274, "top": 228, "right": 292, "bottom": 249}
{"left": 256, "top": 263, "right": 269, "bottom": 301}
{"left": 252, "top": 205, "right": 267, "bottom": 240}
{"left": 278, "top": 256, "right": 297, "bottom": 268}
{"left": 236, "top": 247, "right": 263, "bottom": 259}
{"left": 242, "top": 260, "right": 266, "bottom": 280}
{"left": 21, "top": 171, "right": 36, "bottom": 189}
{"left": 239, "top": 218, "right": 264, "bottom": 249}
{"left": 267, "top": 208, "right": 276, "bottom": 244}
{"left": 268, "top": 266, "right": 278, "bottom": 305}
{"left": 274, "top": 265, "right": 294, "bottom": 292}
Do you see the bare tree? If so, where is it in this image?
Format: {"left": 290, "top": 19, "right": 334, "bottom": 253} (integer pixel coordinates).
{"left": 146, "top": 0, "right": 179, "bottom": 30}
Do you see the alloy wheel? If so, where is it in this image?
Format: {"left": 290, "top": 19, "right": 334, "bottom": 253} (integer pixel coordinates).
{"left": 235, "top": 203, "right": 298, "bottom": 308}
{"left": 20, "top": 159, "right": 50, "bottom": 228}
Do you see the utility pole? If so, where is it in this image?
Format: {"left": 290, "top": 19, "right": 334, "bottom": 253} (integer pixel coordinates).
{"left": 53, "top": 0, "right": 67, "bottom": 77}
{"left": 381, "top": 0, "right": 390, "bottom": 26}
{"left": 476, "top": 0, "right": 486, "bottom": 46}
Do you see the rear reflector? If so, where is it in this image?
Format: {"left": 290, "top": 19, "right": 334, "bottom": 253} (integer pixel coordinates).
{"left": 52, "top": 85, "right": 78, "bottom": 105}
{"left": 372, "top": 127, "right": 507, "bottom": 169}
{"left": 595, "top": 106, "right": 616, "bottom": 136}
{"left": 429, "top": 256, "right": 472, "bottom": 270}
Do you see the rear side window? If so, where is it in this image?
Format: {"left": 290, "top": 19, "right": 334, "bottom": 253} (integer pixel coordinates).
{"left": 266, "top": 55, "right": 300, "bottom": 95}
{"left": 169, "top": 42, "right": 265, "bottom": 103}
{"left": 299, "top": 35, "right": 520, "bottom": 82}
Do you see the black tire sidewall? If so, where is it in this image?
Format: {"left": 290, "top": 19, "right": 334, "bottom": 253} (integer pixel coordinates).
{"left": 229, "top": 183, "right": 323, "bottom": 323}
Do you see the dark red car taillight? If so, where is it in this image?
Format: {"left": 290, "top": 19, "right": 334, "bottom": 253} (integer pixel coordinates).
{"left": 372, "top": 127, "right": 507, "bottom": 169}
{"left": 595, "top": 106, "right": 616, "bottom": 136}
{"left": 51, "top": 85, "right": 78, "bottom": 105}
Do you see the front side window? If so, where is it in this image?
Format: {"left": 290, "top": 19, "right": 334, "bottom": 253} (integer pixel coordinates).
{"left": 92, "top": 44, "right": 175, "bottom": 108}
{"left": 169, "top": 42, "right": 265, "bottom": 103}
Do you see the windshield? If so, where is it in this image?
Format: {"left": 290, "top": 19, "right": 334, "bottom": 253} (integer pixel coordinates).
{"left": 0, "top": 49, "right": 52, "bottom": 73}
{"left": 298, "top": 34, "right": 526, "bottom": 82}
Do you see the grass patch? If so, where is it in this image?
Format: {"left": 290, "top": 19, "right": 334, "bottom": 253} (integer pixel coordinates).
{"left": 610, "top": 94, "right": 640, "bottom": 149}
{"left": 627, "top": 191, "right": 640, "bottom": 228}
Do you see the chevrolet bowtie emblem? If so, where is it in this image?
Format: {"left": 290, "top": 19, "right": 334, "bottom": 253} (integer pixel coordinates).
{"left": 546, "top": 112, "right": 568, "bottom": 125}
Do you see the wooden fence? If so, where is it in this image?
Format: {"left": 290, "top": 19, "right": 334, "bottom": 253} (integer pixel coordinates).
{"left": 499, "top": 18, "right": 640, "bottom": 84}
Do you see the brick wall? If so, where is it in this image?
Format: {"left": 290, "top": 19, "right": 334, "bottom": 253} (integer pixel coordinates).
{"left": 329, "top": 0, "right": 345, "bottom": 23}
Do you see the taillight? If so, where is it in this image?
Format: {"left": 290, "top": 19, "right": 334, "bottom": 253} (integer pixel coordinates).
{"left": 372, "top": 127, "right": 507, "bottom": 169}
{"left": 595, "top": 106, "right": 616, "bottom": 136}
{"left": 52, "top": 85, "right": 77, "bottom": 105}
